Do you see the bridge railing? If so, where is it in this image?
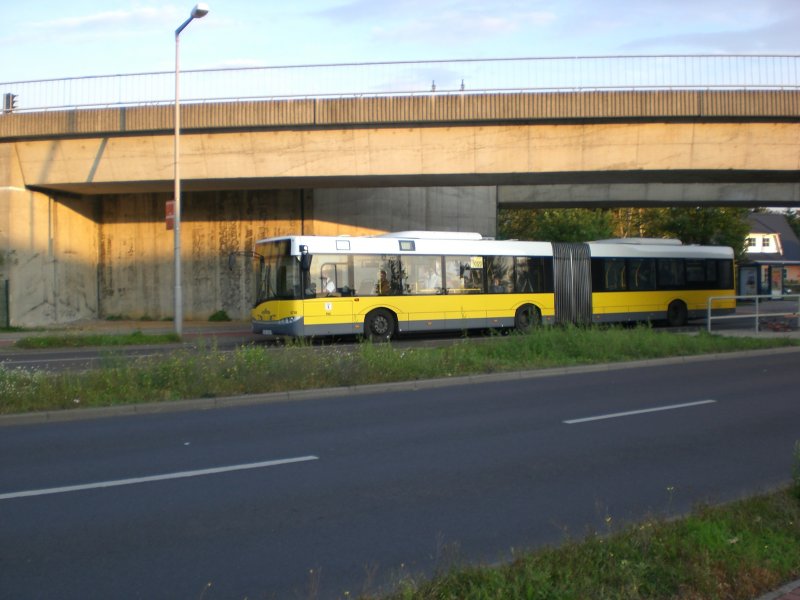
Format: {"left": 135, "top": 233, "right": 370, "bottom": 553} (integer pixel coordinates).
{"left": 2, "top": 55, "right": 799, "bottom": 113}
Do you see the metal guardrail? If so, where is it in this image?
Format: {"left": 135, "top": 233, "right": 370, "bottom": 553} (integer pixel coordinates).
{"left": 1, "top": 55, "right": 799, "bottom": 113}
{"left": 707, "top": 294, "right": 800, "bottom": 333}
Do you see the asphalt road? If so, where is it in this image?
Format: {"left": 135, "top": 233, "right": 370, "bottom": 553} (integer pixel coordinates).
{"left": 1, "top": 350, "right": 799, "bottom": 599}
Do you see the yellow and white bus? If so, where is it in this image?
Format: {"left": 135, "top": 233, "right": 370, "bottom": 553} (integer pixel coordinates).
{"left": 250, "top": 231, "right": 735, "bottom": 341}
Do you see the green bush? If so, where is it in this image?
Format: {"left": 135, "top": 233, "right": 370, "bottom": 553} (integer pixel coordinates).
{"left": 208, "top": 310, "right": 231, "bottom": 322}
{"left": 793, "top": 440, "right": 800, "bottom": 501}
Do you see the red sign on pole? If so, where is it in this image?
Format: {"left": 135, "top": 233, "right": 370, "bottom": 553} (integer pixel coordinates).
{"left": 166, "top": 200, "right": 175, "bottom": 230}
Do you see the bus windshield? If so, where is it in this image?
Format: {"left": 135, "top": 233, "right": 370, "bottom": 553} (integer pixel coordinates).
{"left": 255, "top": 240, "right": 303, "bottom": 303}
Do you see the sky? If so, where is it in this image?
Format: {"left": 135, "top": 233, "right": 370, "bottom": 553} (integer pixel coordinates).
{"left": 2, "top": 0, "right": 800, "bottom": 83}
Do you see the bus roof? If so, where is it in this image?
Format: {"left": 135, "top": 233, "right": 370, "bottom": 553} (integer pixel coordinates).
{"left": 254, "top": 232, "right": 733, "bottom": 259}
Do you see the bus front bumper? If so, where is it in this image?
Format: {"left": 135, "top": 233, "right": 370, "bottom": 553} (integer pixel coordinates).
{"left": 252, "top": 316, "right": 305, "bottom": 337}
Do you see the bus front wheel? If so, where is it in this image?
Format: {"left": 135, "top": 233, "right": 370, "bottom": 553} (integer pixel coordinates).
{"left": 666, "top": 300, "right": 688, "bottom": 327}
{"left": 515, "top": 304, "right": 541, "bottom": 333}
{"left": 365, "top": 308, "right": 396, "bottom": 342}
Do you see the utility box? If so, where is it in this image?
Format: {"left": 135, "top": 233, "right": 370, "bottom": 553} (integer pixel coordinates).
{"left": 0, "top": 280, "right": 8, "bottom": 328}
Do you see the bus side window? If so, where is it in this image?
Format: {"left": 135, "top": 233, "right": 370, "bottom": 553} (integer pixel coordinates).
{"left": 604, "top": 259, "right": 626, "bottom": 291}
{"left": 276, "top": 265, "right": 286, "bottom": 295}
{"left": 514, "top": 258, "right": 533, "bottom": 293}
{"left": 486, "top": 256, "right": 512, "bottom": 293}
{"left": 627, "top": 258, "right": 655, "bottom": 291}
{"left": 515, "top": 257, "right": 550, "bottom": 293}
{"left": 404, "top": 255, "right": 441, "bottom": 294}
{"left": 686, "top": 259, "right": 706, "bottom": 286}
{"left": 657, "top": 259, "right": 685, "bottom": 289}
{"left": 705, "top": 260, "right": 717, "bottom": 287}
{"left": 718, "top": 260, "right": 734, "bottom": 289}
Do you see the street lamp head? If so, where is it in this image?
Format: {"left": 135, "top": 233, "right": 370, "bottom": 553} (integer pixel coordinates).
{"left": 176, "top": 2, "right": 209, "bottom": 36}
{"left": 191, "top": 3, "right": 210, "bottom": 18}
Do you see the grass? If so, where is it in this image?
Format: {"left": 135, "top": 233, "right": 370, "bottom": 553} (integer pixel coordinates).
{"left": 0, "top": 325, "right": 797, "bottom": 415}
{"left": 12, "top": 330, "right": 180, "bottom": 349}
{"left": 374, "top": 487, "right": 800, "bottom": 600}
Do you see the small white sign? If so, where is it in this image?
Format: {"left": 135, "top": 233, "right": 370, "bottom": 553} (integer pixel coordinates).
{"left": 324, "top": 302, "right": 333, "bottom": 312}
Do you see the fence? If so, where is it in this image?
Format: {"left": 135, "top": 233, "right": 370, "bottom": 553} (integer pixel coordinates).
{"left": 707, "top": 294, "right": 800, "bottom": 334}
{"left": 1, "top": 55, "right": 799, "bottom": 113}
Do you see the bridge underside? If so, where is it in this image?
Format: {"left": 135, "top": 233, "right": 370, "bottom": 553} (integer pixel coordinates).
{"left": 22, "top": 174, "right": 800, "bottom": 207}
{"left": 498, "top": 181, "right": 800, "bottom": 207}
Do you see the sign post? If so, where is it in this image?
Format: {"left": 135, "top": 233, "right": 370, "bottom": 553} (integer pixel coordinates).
{"left": 166, "top": 200, "right": 175, "bottom": 230}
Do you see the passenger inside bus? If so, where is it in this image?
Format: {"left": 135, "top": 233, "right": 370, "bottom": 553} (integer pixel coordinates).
{"left": 420, "top": 266, "right": 440, "bottom": 291}
{"left": 376, "top": 270, "right": 391, "bottom": 295}
{"left": 491, "top": 277, "right": 507, "bottom": 293}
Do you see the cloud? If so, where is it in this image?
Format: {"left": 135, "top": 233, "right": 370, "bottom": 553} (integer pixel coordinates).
{"left": 618, "top": 7, "right": 800, "bottom": 53}
{"left": 314, "top": 0, "right": 556, "bottom": 44}
{"left": 491, "top": 0, "right": 796, "bottom": 56}
{"left": 33, "top": 6, "right": 180, "bottom": 32}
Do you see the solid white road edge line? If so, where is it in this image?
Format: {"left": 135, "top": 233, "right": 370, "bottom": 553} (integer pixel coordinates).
{"left": 563, "top": 400, "right": 717, "bottom": 425}
{"left": 0, "top": 455, "right": 319, "bottom": 501}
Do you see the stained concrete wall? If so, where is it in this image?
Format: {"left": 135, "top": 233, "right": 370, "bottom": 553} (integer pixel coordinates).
{"left": 96, "top": 187, "right": 496, "bottom": 322}
{"left": 96, "top": 189, "right": 305, "bottom": 321}
{"left": 1, "top": 163, "right": 498, "bottom": 326}
{"left": 309, "top": 187, "right": 496, "bottom": 236}
{"left": 1, "top": 144, "right": 99, "bottom": 327}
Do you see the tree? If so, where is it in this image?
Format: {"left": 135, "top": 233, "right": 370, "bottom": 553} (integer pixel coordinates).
{"left": 498, "top": 208, "right": 615, "bottom": 242}
{"left": 497, "top": 206, "right": 750, "bottom": 261}
{"left": 638, "top": 207, "right": 750, "bottom": 260}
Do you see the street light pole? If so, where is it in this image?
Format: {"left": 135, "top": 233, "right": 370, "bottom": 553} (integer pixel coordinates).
{"left": 174, "top": 3, "right": 209, "bottom": 337}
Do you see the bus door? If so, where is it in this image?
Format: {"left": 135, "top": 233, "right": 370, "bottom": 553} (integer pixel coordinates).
{"left": 400, "top": 255, "right": 447, "bottom": 332}
{"left": 443, "top": 256, "right": 487, "bottom": 330}
{"left": 553, "top": 243, "right": 592, "bottom": 325}
{"left": 302, "top": 257, "right": 355, "bottom": 336}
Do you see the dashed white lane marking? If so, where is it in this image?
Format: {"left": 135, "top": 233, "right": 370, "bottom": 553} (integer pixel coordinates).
{"left": 0, "top": 455, "right": 319, "bottom": 501}
{"left": 563, "top": 400, "right": 717, "bottom": 424}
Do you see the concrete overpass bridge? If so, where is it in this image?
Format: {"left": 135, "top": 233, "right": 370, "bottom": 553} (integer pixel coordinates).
{"left": 1, "top": 56, "right": 798, "bottom": 326}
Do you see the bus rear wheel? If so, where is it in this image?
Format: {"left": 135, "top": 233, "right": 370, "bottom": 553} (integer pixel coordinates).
{"left": 365, "top": 308, "right": 396, "bottom": 342}
{"left": 514, "top": 304, "right": 541, "bottom": 333}
{"left": 666, "top": 300, "right": 688, "bottom": 327}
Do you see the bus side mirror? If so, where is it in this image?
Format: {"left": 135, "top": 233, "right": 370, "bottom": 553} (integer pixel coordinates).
{"left": 299, "top": 245, "right": 311, "bottom": 271}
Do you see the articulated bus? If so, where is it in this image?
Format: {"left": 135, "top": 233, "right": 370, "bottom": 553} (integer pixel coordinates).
{"left": 250, "top": 231, "right": 735, "bottom": 341}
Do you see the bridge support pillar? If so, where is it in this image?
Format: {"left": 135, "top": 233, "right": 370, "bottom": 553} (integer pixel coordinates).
{"left": 1, "top": 143, "right": 99, "bottom": 327}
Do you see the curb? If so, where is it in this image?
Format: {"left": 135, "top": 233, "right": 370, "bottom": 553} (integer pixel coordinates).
{"left": 2, "top": 345, "right": 799, "bottom": 427}
{"left": 754, "top": 580, "right": 800, "bottom": 600}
